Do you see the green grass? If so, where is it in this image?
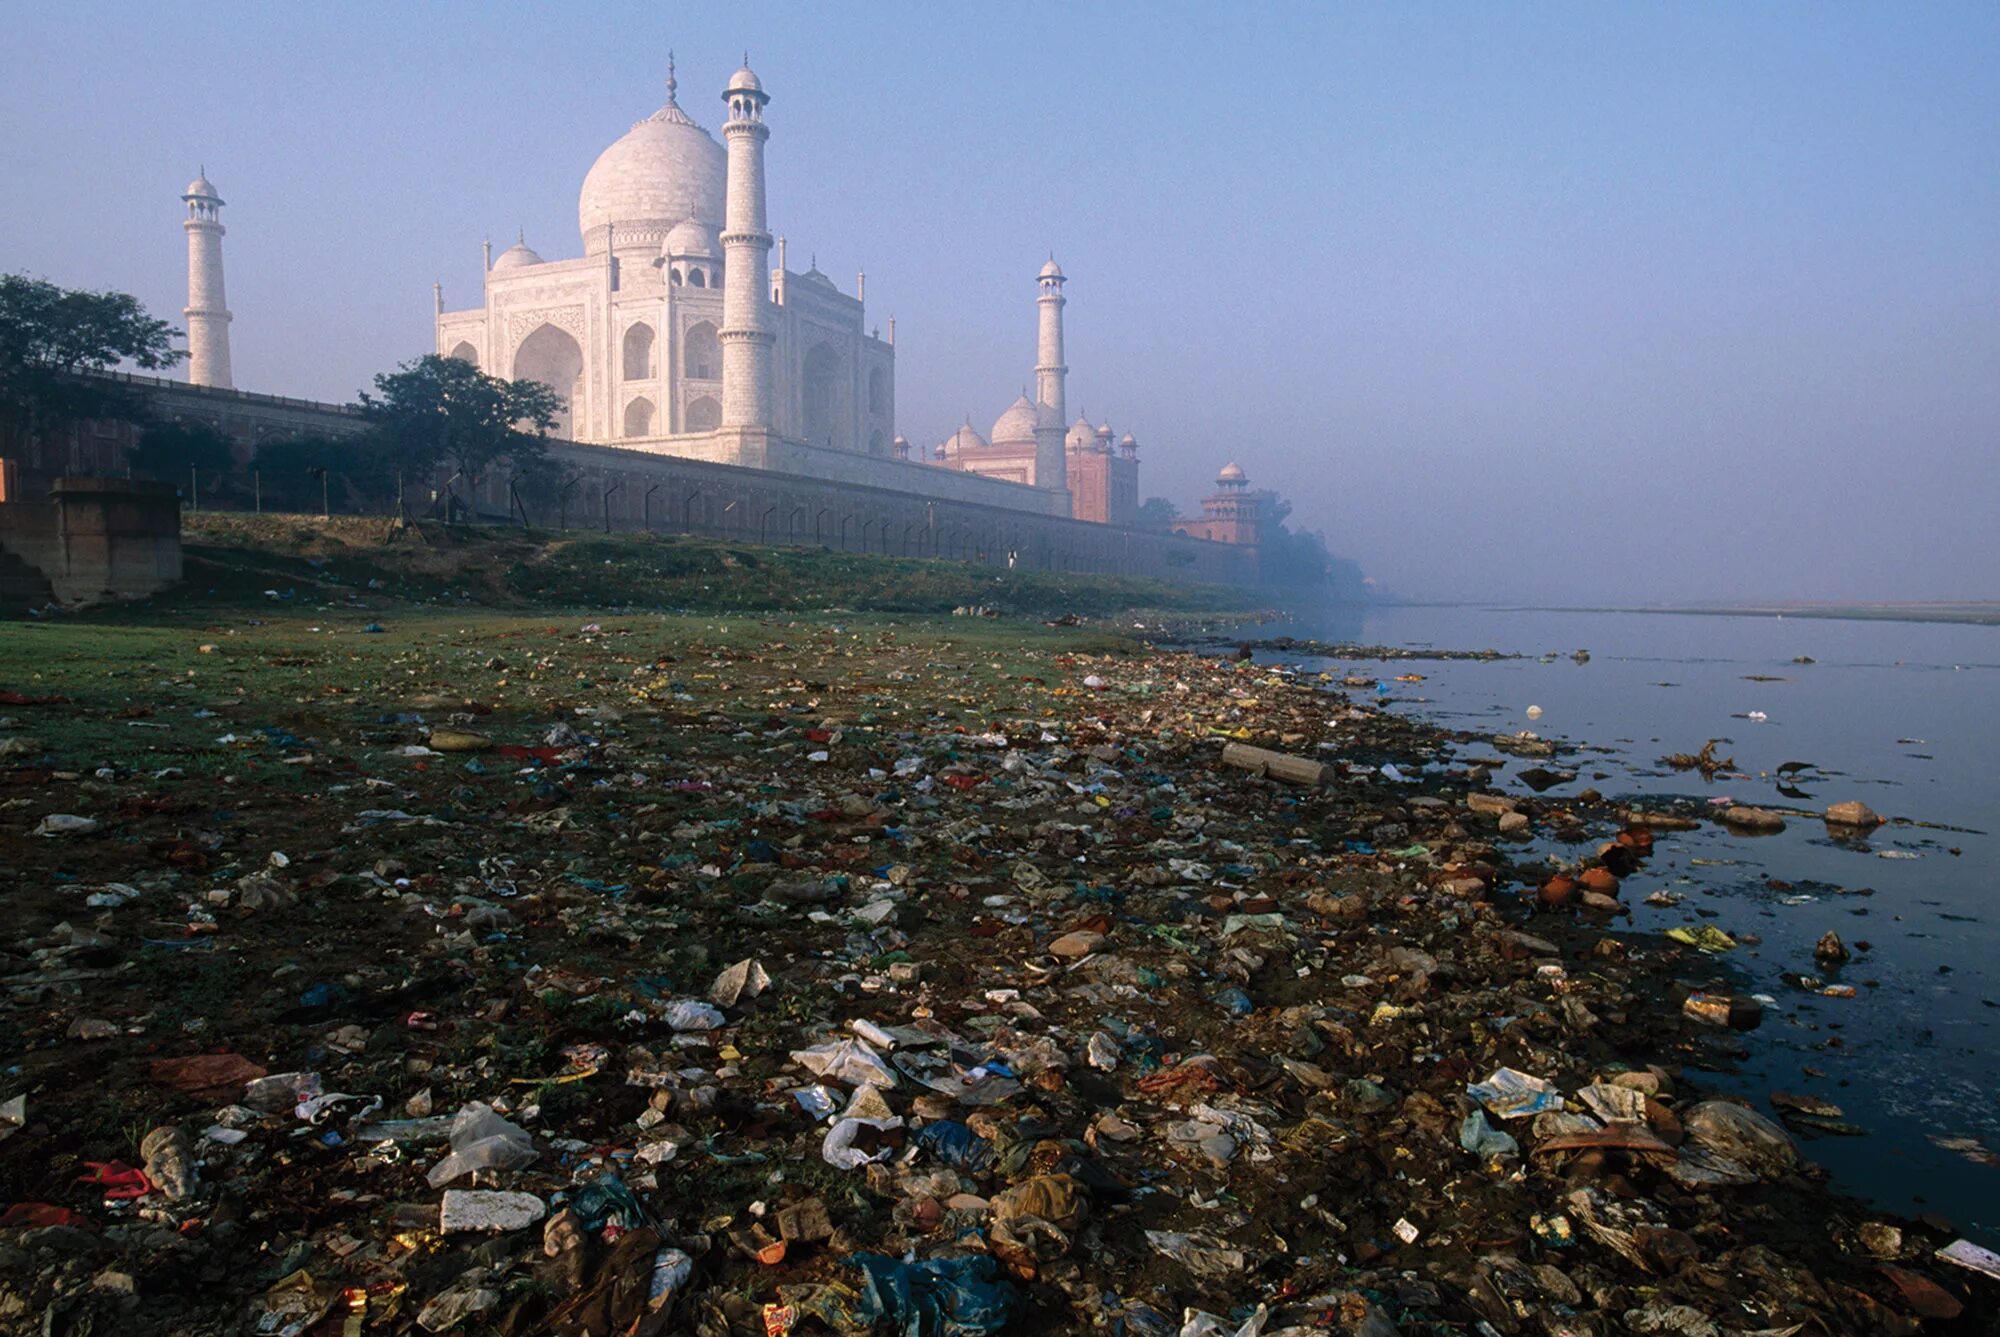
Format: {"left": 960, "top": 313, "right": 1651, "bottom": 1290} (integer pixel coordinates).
{"left": 156, "top": 512, "right": 1261, "bottom": 621}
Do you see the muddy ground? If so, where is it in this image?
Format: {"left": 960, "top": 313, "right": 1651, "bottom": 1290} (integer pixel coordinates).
{"left": 1, "top": 586, "right": 1993, "bottom": 1334}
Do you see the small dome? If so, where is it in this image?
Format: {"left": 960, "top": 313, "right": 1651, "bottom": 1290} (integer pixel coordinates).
{"left": 492, "top": 240, "right": 544, "bottom": 270}
{"left": 990, "top": 395, "right": 1039, "bottom": 447}
{"left": 1066, "top": 415, "right": 1095, "bottom": 450}
{"left": 726, "top": 63, "right": 764, "bottom": 95}
{"left": 183, "top": 173, "right": 221, "bottom": 202}
{"left": 1120, "top": 433, "right": 1136, "bottom": 446}
{"left": 1039, "top": 258, "right": 1063, "bottom": 280}
{"left": 1095, "top": 421, "right": 1114, "bottom": 440}
{"left": 663, "top": 217, "right": 715, "bottom": 256}
{"left": 1217, "top": 462, "right": 1247, "bottom": 483}
{"left": 944, "top": 421, "right": 989, "bottom": 455}
{"left": 892, "top": 434, "right": 909, "bottom": 447}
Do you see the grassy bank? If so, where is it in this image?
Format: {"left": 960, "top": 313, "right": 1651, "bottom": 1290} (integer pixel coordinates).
{"left": 163, "top": 513, "right": 1263, "bottom": 620}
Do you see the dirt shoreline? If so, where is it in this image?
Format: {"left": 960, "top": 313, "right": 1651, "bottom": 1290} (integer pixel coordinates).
{"left": 0, "top": 611, "right": 1990, "bottom": 1334}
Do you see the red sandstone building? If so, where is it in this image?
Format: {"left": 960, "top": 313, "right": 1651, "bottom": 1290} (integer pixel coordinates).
{"left": 1172, "top": 462, "right": 1264, "bottom": 546}
{"left": 928, "top": 408, "right": 1139, "bottom": 525}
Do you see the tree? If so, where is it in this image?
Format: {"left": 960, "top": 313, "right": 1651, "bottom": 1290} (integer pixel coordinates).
{"left": 356, "top": 355, "right": 561, "bottom": 508}
{"left": 0, "top": 274, "right": 184, "bottom": 450}
{"left": 1135, "top": 496, "right": 1181, "bottom": 528}
{"left": 254, "top": 433, "right": 399, "bottom": 511}
{"left": 128, "top": 420, "right": 234, "bottom": 481}
{"left": 508, "top": 451, "right": 585, "bottom": 530}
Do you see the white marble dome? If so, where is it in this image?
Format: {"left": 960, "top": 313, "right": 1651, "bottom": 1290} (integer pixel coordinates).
{"left": 1066, "top": 416, "right": 1095, "bottom": 450}
{"left": 990, "top": 395, "right": 1039, "bottom": 447}
{"left": 492, "top": 239, "right": 544, "bottom": 270}
{"left": 662, "top": 217, "right": 716, "bottom": 256}
{"left": 579, "top": 99, "right": 727, "bottom": 253}
{"left": 944, "top": 422, "right": 989, "bottom": 455}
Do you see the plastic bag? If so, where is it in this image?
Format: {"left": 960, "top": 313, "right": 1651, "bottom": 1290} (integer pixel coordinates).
{"left": 792, "top": 1039, "right": 898, "bottom": 1089}
{"left": 822, "top": 1116, "right": 903, "bottom": 1170}
{"left": 842, "top": 1252, "right": 1018, "bottom": 1336}
{"left": 425, "top": 1102, "right": 537, "bottom": 1187}
{"left": 914, "top": 1121, "right": 995, "bottom": 1174}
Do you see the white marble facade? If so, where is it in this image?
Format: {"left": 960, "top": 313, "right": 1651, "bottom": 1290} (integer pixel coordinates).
{"left": 435, "top": 59, "right": 895, "bottom": 459}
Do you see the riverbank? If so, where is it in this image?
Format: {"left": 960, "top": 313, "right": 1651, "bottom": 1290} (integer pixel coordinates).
{"left": 0, "top": 603, "right": 1991, "bottom": 1333}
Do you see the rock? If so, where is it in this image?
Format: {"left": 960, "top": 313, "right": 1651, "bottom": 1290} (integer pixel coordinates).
{"left": 426, "top": 730, "right": 491, "bottom": 752}
{"left": 139, "top": 1126, "right": 197, "bottom": 1201}
{"left": 1626, "top": 809, "right": 1701, "bottom": 830}
{"left": 439, "top": 1189, "right": 546, "bottom": 1234}
{"left": 1466, "top": 792, "right": 1518, "bottom": 816}
{"left": 1048, "top": 930, "right": 1106, "bottom": 960}
{"left": 1858, "top": 1222, "right": 1903, "bottom": 1258}
{"left": 1814, "top": 931, "right": 1850, "bottom": 965}
{"left": 1721, "top": 806, "right": 1786, "bottom": 832}
{"left": 1824, "top": 800, "right": 1884, "bottom": 828}
{"left": 1496, "top": 811, "right": 1530, "bottom": 834}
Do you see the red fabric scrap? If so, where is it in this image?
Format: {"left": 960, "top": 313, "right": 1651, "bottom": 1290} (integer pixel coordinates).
{"left": 79, "top": 1161, "right": 154, "bottom": 1200}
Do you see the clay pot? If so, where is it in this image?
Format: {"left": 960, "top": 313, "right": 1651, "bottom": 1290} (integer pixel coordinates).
{"left": 1579, "top": 867, "right": 1621, "bottom": 896}
{"left": 1538, "top": 875, "right": 1579, "bottom": 909}
{"left": 1616, "top": 826, "right": 1655, "bottom": 853}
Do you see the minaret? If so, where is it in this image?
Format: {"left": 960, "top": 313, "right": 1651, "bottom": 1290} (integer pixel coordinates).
{"left": 719, "top": 58, "right": 774, "bottom": 431}
{"left": 181, "top": 170, "right": 232, "bottom": 388}
{"left": 1033, "top": 257, "right": 1068, "bottom": 496}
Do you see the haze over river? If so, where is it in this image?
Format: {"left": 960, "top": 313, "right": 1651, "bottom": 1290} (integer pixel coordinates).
{"left": 1261, "top": 605, "right": 1999, "bottom": 1245}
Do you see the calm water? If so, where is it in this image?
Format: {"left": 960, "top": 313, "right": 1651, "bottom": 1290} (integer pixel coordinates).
{"left": 1263, "top": 606, "right": 1999, "bottom": 1242}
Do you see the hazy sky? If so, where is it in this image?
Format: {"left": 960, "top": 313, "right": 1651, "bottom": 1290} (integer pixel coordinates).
{"left": 3, "top": 2, "right": 1996, "bottom": 602}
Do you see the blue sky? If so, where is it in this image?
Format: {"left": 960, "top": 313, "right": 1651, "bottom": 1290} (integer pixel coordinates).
{"left": 3, "top": 2, "right": 1996, "bottom": 600}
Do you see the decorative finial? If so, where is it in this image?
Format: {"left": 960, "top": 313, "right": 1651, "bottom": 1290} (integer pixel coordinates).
{"left": 667, "top": 50, "right": 678, "bottom": 103}
{"left": 743, "top": 50, "right": 751, "bottom": 67}
{"left": 517, "top": 227, "right": 525, "bottom": 244}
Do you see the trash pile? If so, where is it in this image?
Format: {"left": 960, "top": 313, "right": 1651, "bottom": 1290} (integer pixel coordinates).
{"left": 0, "top": 616, "right": 1991, "bottom": 1334}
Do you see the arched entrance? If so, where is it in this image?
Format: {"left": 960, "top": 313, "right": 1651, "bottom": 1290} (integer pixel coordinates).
{"left": 513, "top": 323, "right": 584, "bottom": 439}
{"left": 803, "top": 342, "right": 842, "bottom": 447}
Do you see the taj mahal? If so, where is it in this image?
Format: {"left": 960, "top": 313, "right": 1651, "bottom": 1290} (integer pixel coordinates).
{"left": 434, "top": 59, "right": 897, "bottom": 461}
{"left": 144, "top": 54, "right": 1269, "bottom": 574}
{"left": 415, "top": 56, "right": 1248, "bottom": 531}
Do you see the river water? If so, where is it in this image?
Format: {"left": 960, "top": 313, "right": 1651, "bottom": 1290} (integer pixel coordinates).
{"left": 1251, "top": 605, "right": 1999, "bottom": 1244}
